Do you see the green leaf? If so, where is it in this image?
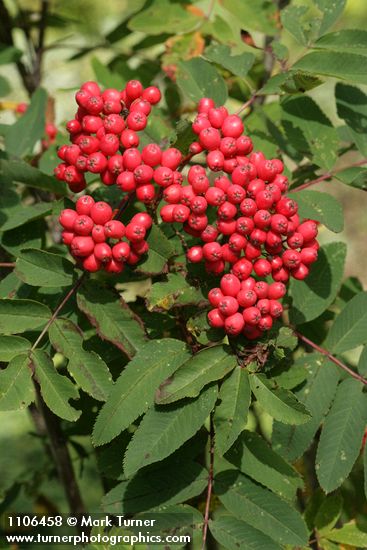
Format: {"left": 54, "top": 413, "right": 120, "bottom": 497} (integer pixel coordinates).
{"left": 0, "top": 354, "right": 34, "bottom": 411}
{"left": 136, "top": 224, "right": 175, "bottom": 275}
{"left": 0, "top": 299, "right": 50, "bottom": 334}
{"left": 289, "top": 242, "right": 346, "bottom": 324}
{"left": 123, "top": 384, "right": 218, "bottom": 477}
{"left": 0, "top": 220, "right": 44, "bottom": 257}
{"left": 0, "top": 335, "right": 30, "bottom": 362}
{"left": 170, "top": 119, "right": 197, "bottom": 156}
{"left": 281, "top": 6, "right": 309, "bottom": 46}
{"left": 0, "top": 159, "right": 68, "bottom": 196}
{"left": 326, "top": 291, "right": 367, "bottom": 353}
{"left": 204, "top": 44, "right": 255, "bottom": 78}
{"left": 288, "top": 191, "right": 343, "bottom": 232}
{"left": 102, "top": 458, "right": 207, "bottom": 514}
{"left": 214, "top": 367, "right": 251, "bottom": 456}
{"left": 358, "top": 346, "right": 367, "bottom": 377}
{"left": 364, "top": 444, "right": 367, "bottom": 500}
{"left": 221, "top": 0, "right": 277, "bottom": 35}
{"left": 335, "top": 83, "right": 367, "bottom": 157}
{"left": 156, "top": 345, "right": 236, "bottom": 404}
{"left": 226, "top": 431, "right": 303, "bottom": 501}
{"left": 5, "top": 88, "right": 47, "bottom": 158}
{"left": 77, "top": 280, "right": 147, "bottom": 359}
{"left": 250, "top": 374, "right": 311, "bottom": 425}
{"left": 15, "top": 249, "right": 75, "bottom": 288}
{"left": 209, "top": 514, "right": 281, "bottom": 550}
{"left": 93, "top": 339, "right": 190, "bottom": 446}
{"left": 294, "top": 50, "right": 367, "bottom": 85}
{"left": 0, "top": 202, "right": 52, "bottom": 232}
{"left": 176, "top": 58, "right": 228, "bottom": 106}
{"left": 260, "top": 70, "right": 323, "bottom": 95}
{"left": 272, "top": 354, "right": 340, "bottom": 462}
{"left": 315, "top": 29, "right": 367, "bottom": 56}
{"left": 0, "top": 44, "right": 22, "bottom": 65}
{"left": 49, "top": 319, "right": 112, "bottom": 402}
{"left": 31, "top": 349, "right": 80, "bottom": 422}
{"left": 325, "top": 522, "right": 367, "bottom": 546}
{"left": 91, "top": 57, "right": 125, "bottom": 89}
{"left": 281, "top": 96, "right": 339, "bottom": 170}
{"left": 335, "top": 166, "right": 367, "bottom": 190}
{"left": 146, "top": 272, "right": 205, "bottom": 312}
{"left": 316, "top": 378, "right": 366, "bottom": 493}
{"left": 313, "top": 0, "right": 346, "bottom": 36}
{"left": 0, "top": 75, "right": 10, "bottom": 96}
{"left": 215, "top": 470, "right": 309, "bottom": 546}
{"left": 315, "top": 493, "right": 343, "bottom": 534}
{"left": 128, "top": 0, "right": 199, "bottom": 35}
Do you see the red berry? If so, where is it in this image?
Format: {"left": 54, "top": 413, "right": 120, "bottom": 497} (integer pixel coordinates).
{"left": 221, "top": 115, "right": 244, "bottom": 138}
{"left": 232, "top": 258, "right": 252, "bottom": 280}
{"left": 73, "top": 215, "right": 93, "bottom": 236}
{"left": 112, "top": 242, "right": 131, "bottom": 262}
{"left": 126, "top": 111, "right": 147, "bottom": 131}
{"left": 126, "top": 80, "right": 144, "bottom": 100}
{"left": 94, "top": 242, "right": 113, "bottom": 263}
{"left": 161, "top": 148, "right": 183, "bottom": 170}
{"left": 141, "top": 144, "right": 162, "bottom": 166}
{"left": 198, "top": 97, "right": 215, "bottom": 114}
{"left": 225, "top": 313, "right": 245, "bottom": 336}
{"left": 71, "top": 236, "right": 95, "bottom": 257}
{"left": 92, "top": 225, "right": 106, "bottom": 243}
{"left": 208, "top": 288, "right": 224, "bottom": 307}
{"left": 187, "top": 246, "right": 203, "bottom": 263}
{"left": 120, "top": 129, "right": 139, "bottom": 148}
{"left": 208, "top": 308, "right": 225, "bottom": 328}
{"left": 218, "top": 296, "right": 239, "bottom": 317}
{"left": 87, "top": 152, "right": 108, "bottom": 173}
{"left": 59, "top": 209, "right": 78, "bottom": 230}
{"left": 268, "top": 282, "right": 286, "bottom": 300}
{"left": 104, "top": 220, "right": 125, "bottom": 239}
{"left": 141, "top": 86, "right": 161, "bottom": 105}
{"left": 253, "top": 258, "right": 272, "bottom": 277}
{"left": 243, "top": 307, "right": 261, "bottom": 326}
{"left": 125, "top": 222, "right": 146, "bottom": 242}
{"left": 237, "top": 290, "right": 257, "bottom": 308}
{"left": 220, "top": 274, "right": 241, "bottom": 297}
{"left": 269, "top": 300, "right": 283, "bottom": 318}
{"left": 90, "top": 202, "right": 113, "bottom": 225}
{"left": 117, "top": 171, "right": 136, "bottom": 192}
{"left": 291, "top": 263, "right": 309, "bottom": 280}
{"left": 131, "top": 212, "right": 153, "bottom": 229}
{"left": 258, "top": 315, "right": 273, "bottom": 331}
{"left": 83, "top": 254, "right": 101, "bottom": 272}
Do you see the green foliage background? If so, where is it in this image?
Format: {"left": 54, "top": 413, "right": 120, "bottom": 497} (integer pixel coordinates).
{"left": 0, "top": 1, "right": 367, "bottom": 549}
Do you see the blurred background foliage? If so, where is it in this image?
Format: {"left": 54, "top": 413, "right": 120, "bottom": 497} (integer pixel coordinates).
{"left": 0, "top": 0, "right": 367, "bottom": 546}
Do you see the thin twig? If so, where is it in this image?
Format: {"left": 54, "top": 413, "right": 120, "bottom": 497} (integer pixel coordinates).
{"left": 295, "top": 331, "right": 367, "bottom": 386}
{"left": 34, "top": 0, "right": 49, "bottom": 87}
{"left": 31, "top": 272, "right": 86, "bottom": 351}
{"left": 236, "top": 93, "right": 258, "bottom": 115}
{"left": 0, "top": 262, "right": 15, "bottom": 268}
{"left": 293, "top": 158, "right": 367, "bottom": 192}
{"left": 33, "top": 382, "right": 87, "bottom": 525}
{"left": 202, "top": 413, "right": 215, "bottom": 550}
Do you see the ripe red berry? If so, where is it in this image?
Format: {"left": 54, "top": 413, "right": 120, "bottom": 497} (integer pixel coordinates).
{"left": 142, "top": 86, "right": 161, "bottom": 105}
{"left": 112, "top": 242, "right": 131, "bottom": 262}
{"left": 225, "top": 313, "right": 245, "bottom": 336}
{"left": 208, "top": 308, "right": 225, "bottom": 328}
{"left": 268, "top": 282, "right": 286, "bottom": 300}
{"left": 218, "top": 296, "right": 239, "bottom": 317}
{"left": 125, "top": 222, "right": 146, "bottom": 242}
{"left": 237, "top": 290, "right": 257, "bottom": 308}
{"left": 221, "top": 115, "right": 244, "bottom": 138}
{"left": 187, "top": 246, "right": 203, "bottom": 263}
{"left": 104, "top": 220, "right": 125, "bottom": 239}
{"left": 90, "top": 202, "right": 113, "bottom": 225}
{"left": 220, "top": 274, "right": 241, "bottom": 297}
{"left": 83, "top": 254, "right": 102, "bottom": 272}
{"left": 208, "top": 288, "right": 224, "bottom": 307}
{"left": 59, "top": 209, "right": 78, "bottom": 230}
{"left": 71, "top": 236, "right": 95, "bottom": 257}
{"left": 131, "top": 212, "right": 153, "bottom": 229}
{"left": 74, "top": 215, "right": 93, "bottom": 236}
{"left": 94, "top": 242, "right": 113, "bottom": 263}
{"left": 243, "top": 307, "right": 261, "bottom": 326}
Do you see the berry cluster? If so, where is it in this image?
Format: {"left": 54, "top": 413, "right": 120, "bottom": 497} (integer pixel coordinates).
{"left": 54, "top": 80, "right": 162, "bottom": 194}
{"left": 158, "top": 98, "right": 319, "bottom": 339}
{"left": 59, "top": 195, "right": 152, "bottom": 273}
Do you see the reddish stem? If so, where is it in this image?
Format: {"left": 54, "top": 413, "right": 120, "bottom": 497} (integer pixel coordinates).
{"left": 295, "top": 331, "right": 367, "bottom": 386}
{"left": 293, "top": 158, "right": 367, "bottom": 192}
{"left": 0, "top": 262, "right": 15, "bottom": 267}
{"left": 202, "top": 413, "right": 215, "bottom": 550}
